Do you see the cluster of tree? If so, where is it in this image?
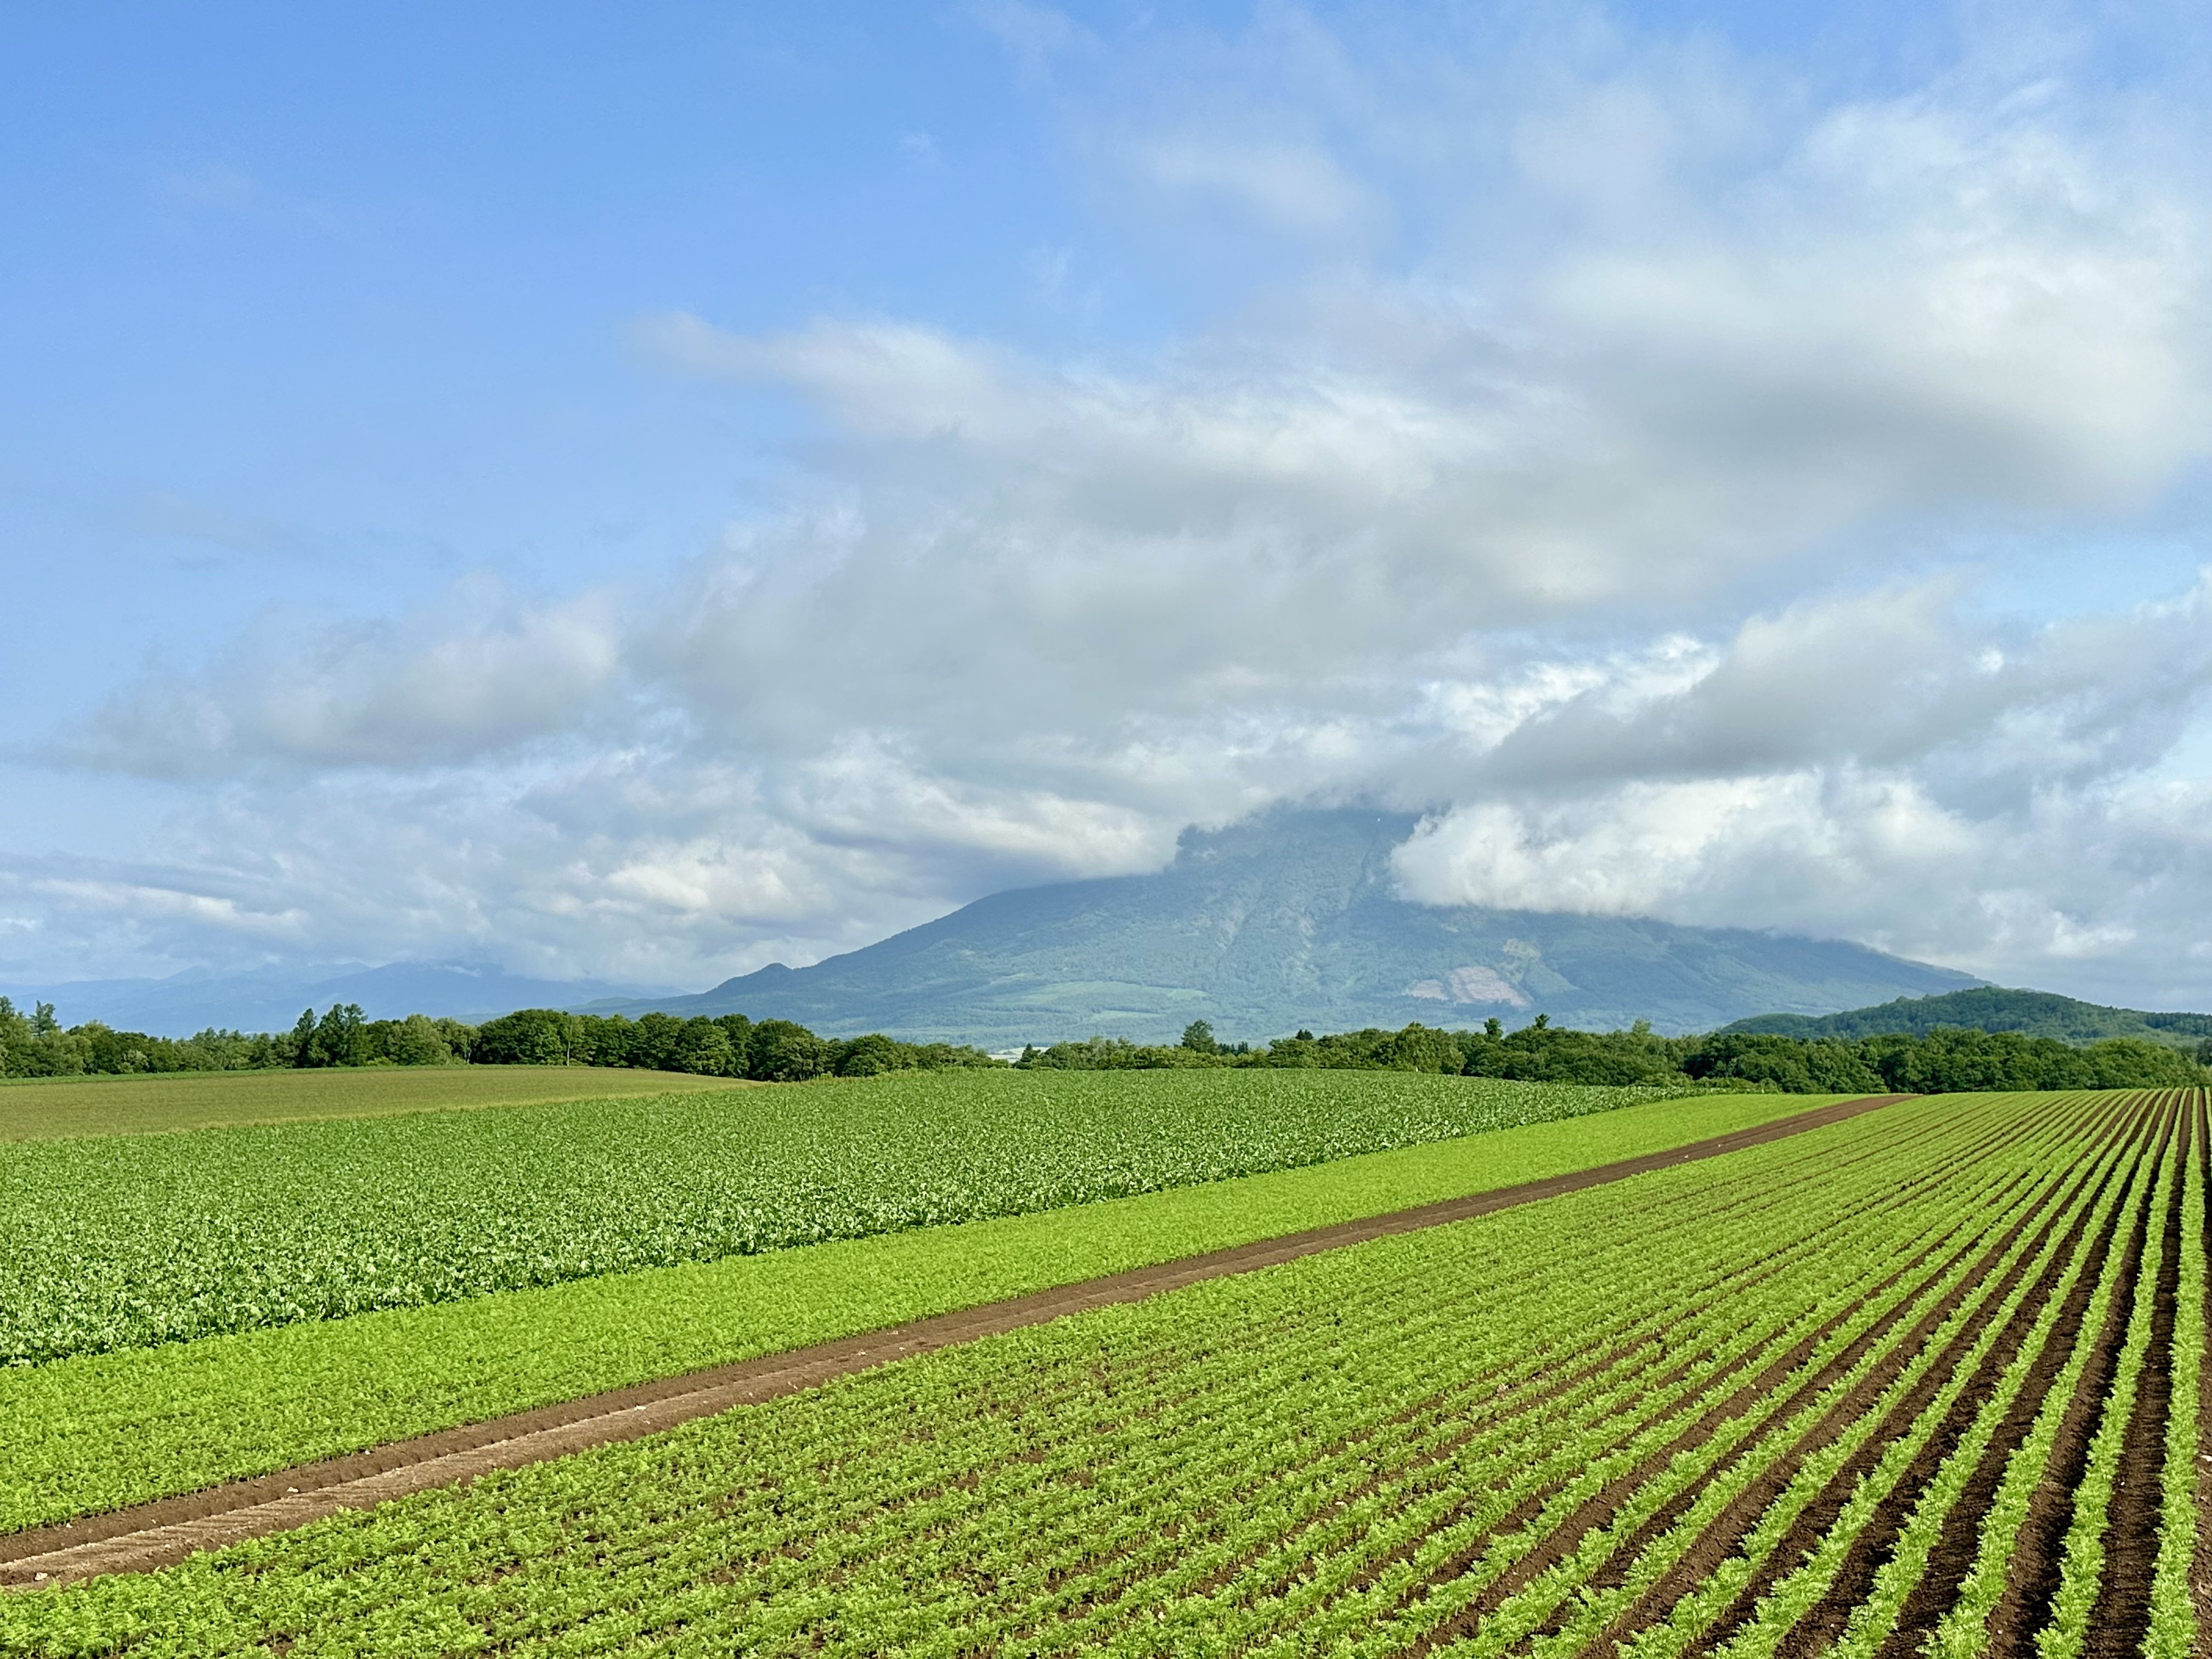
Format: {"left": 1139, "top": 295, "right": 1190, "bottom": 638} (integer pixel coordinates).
{"left": 464, "top": 1009, "right": 997, "bottom": 1080}
{"left": 9, "top": 992, "right": 2202, "bottom": 1094}
{"left": 0, "top": 997, "right": 296, "bottom": 1078}
{"left": 1016, "top": 1016, "right": 2207, "bottom": 1094}
{"left": 0, "top": 997, "right": 995, "bottom": 1081}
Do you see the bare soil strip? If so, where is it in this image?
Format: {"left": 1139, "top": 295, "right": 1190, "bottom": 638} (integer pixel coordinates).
{"left": 2194, "top": 1096, "right": 2212, "bottom": 1659}
{"left": 0, "top": 1092, "right": 1909, "bottom": 1590}
{"left": 1982, "top": 1099, "right": 2173, "bottom": 1655}
{"left": 1681, "top": 1095, "right": 2166, "bottom": 1659}
{"left": 2082, "top": 1094, "right": 2187, "bottom": 1659}
{"left": 1777, "top": 1113, "right": 2156, "bottom": 1659}
{"left": 1865, "top": 1118, "right": 2149, "bottom": 1658}
{"left": 1585, "top": 1143, "right": 2124, "bottom": 1659}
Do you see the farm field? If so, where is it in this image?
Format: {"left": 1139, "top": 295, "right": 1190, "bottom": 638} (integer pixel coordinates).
{"left": 0, "top": 1068, "right": 1688, "bottom": 1367}
{"left": 0, "top": 1084, "right": 1817, "bottom": 1534}
{"left": 0, "top": 1063, "right": 752, "bottom": 1142}
{"left": 1, "top": 1088, "right": 2199, "bottom": 1657}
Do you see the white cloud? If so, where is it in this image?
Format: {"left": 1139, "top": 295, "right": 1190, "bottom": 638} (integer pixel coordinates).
{"left": 1131, "top": 132, "right": 1374, "bottom": 236}
{"left": 75, "top": 594, "right": 625, "bottom": 776}
{"left": 22, "top": 3, "right": 2212, "bottom": 1007}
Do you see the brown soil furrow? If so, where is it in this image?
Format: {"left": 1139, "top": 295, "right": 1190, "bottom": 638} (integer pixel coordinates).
{"left": 1589, "top": 1132, "right": 2128, "bottom": 1659}
{"left": 1403, "top": 1134, "right": 2072, "bottom": 1658}
{"left": 0, "top": 1091, "right": 1914, "bottom": 1590}
{"left": 1866, "top": 1118, "right": 2148, "bottom": 1659}
{"left": 2081, "top": 1093, "right": 2187, "bottom": 1659}
{"left": 944, "top": 1109, "right": 1972, "bottom": 1634}
{"left": 2188, "top": 1090, "right": 2210, "bottom": 1659}
{"left": 1247, "top": 1157, "right": 2002, "bottom": 1622}
{"left": 1684, "top": 1094, "right": 2167, "bottom": 1658}
{"left": 1982, "top": 1098, "right": 2174, "bottom": 1656}
{"left": 1359, "top": 1149, "right": 2039, "bottom": 1639}
{"left": 1775, "top": 1106, "right": 2163, "bottom": 1659}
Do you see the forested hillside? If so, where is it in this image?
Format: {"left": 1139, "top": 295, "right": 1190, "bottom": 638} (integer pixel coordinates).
{"left": 1721, "top": 985, "right": 2212, "bottom": 1051}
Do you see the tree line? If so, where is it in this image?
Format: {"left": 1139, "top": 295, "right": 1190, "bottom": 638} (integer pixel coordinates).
{"left": 2, "top": 996, "right": 2201, "bottom": 1093}
{"left": 0, "top": 1000, "right": 995, "bottom": 1082}
{"left": 1017, "top": 1015, "right": 2207, "bottom": 1094}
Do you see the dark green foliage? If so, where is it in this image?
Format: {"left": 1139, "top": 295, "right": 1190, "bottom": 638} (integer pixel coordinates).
{"left": 296, "top": 1003, "right": 373, "bottom": 1068}
{"left": 1722, "top": 985, "right": 2212, "bottom": 1051}
{"left": 1019, "top": 1012, "right": 2205, "bottom": 1094}
{"left": 1459, "top": 1020, "right": 1687, "bottom": 1087}
{"left": 7, "top": 980, "right": 2198, "bottom": 1094}
{"left": 834, "top": 1034, "right": 907, "bottom": 1076}
{"left": 1855, "top": 1029, "right": 2199, "bottom": 1093}
{"left": 746, "top": 1019, "right": 835, "bottom": 1082}
{"left": 671, "top": 1018, "right": 737, "bottom": 1077}
{"left": 471, "top": 1008, "right": 575, "bottom": 1066}
{"left": 1679, "top": 1034, "right": 1887, "bottom": 1094}
{"left": 0, "top": 995, "right": 993, "bottom": 1082}
{"left": 0, "top": 996, "right": 291, "bottom": 1079}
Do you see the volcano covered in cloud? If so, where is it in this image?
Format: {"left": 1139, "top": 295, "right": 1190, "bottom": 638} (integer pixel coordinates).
{"left": 600, "top": 809, "right": 1979, "bottom": 1047}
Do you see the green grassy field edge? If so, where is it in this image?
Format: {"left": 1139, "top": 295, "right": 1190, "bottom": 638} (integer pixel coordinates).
{"left": 0, "top": 1064, "right": 753, "bottom": 1141}
{"left": 0, "top": 1088, "right": 1855, "bottom": 1536}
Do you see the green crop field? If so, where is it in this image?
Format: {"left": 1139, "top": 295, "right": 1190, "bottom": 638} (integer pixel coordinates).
{"left": 0, "top": 1087, "right": 1816, "bottom": 1533}
{"left": 0, "top": 1068, "right": 1682, "bottom": 1367}
{"left": 3, "top": 1088, "right": 2200, "bottom": 1658}
{"left": 0, "top": 1063, "right": 752, "bottom": 1142}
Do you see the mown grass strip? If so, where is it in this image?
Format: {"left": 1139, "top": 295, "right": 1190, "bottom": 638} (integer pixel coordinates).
{"left": 0, "top": 1089, "right": 1834, "bottom": 1536}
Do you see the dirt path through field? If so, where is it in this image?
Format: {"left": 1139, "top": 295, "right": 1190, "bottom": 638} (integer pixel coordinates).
{"left": 0, "top": 1091, "right": 1911, "bottom": 1590}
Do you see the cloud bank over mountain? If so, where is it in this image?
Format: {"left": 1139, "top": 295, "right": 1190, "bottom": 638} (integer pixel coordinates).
{"left": 8, "top": 3, "right": 2212, "bottom": 1008}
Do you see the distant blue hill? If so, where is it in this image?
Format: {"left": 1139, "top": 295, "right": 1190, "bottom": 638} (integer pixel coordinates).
{"left": 592, "top": 808, "right": 1982, "bottom": 1047}
{"left": 3, "top": 962, "right": 674, "bottom": 1039}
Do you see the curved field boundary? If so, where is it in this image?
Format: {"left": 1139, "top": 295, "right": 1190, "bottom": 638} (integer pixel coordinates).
{"left": 0, "top": 1091, "right": 1910, "bottom": 1590}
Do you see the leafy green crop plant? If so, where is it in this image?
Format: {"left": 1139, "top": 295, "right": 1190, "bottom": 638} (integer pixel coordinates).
{"left": 0, "top": 1091, "right": 2149, "bottom": 1659}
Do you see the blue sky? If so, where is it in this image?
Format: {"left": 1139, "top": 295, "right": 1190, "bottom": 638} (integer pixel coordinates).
{"left": 7, "top": 1, "right": 2212, "bottom": 1007}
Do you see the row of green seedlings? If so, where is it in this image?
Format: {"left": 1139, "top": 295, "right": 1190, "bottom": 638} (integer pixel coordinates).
{"left": 1375, "top": 1090, "right": 2151, "bottom": 1659}
{"left": 1641, "top": 1090, "right": 2173, "bottom": 1659}
{"left": 2151, "top": 1097, "right": 2207, "bottom": 1659}
{"left": 1065, "top": 1095, "right": 2063, "bottom": 1656}
{"left": 1458, "top": 1089, "right": 2151, "bottom": 1659}
{"left": 1609, "top": 1088, "right": 2199, "bottom": 1659}
{"left": 5, "top": 1084, "right": 1943, "bottom": 1651}
{"left": 0, "top": 1084, "right": 1999, "bottom": 1645}
{"left": 1907, "top": 1094, "right": 2202, "bottom": 1659}
{"left": 0, "top": 1091, "right": 2096, "bottom": 1655}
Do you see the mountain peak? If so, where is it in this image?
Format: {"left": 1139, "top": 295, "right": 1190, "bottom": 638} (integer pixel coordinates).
{"left": 614, "top": 806, "right": 1978, "bottom": 1045}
